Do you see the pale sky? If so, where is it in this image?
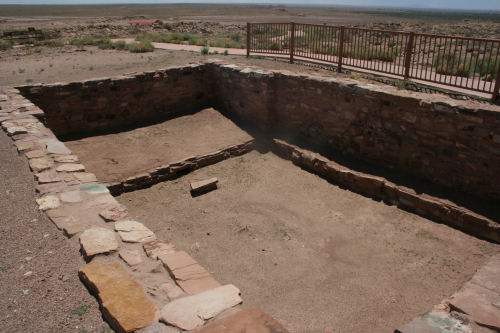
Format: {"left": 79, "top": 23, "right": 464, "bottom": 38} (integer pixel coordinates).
{"left": 0, "top": 0, "right": 499, "bottom": 11}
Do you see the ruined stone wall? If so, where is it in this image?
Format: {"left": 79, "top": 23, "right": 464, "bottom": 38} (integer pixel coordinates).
{"left": 18, "top": 65, "right": 213, "bottom": 137}
{"left": 211, "top": 64, "right": 500, "bottom": 202}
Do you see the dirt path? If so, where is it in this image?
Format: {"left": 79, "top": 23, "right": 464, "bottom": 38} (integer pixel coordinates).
{"left": 118, "top": 150, "right": 499, "bottom": 333}
{"left": 0, "top": 131, "right": 109, "bottom": 332}
{"left": 65, "top": 108, "right": 253, "bottom": 184}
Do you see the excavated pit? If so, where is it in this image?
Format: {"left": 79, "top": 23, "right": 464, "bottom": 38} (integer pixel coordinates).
{"left": 17, "top": 63, "right": 500, "bottom": 332}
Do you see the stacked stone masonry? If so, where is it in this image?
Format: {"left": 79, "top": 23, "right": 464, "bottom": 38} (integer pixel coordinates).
{"left": 3, "top": 62, "right": 500, "bottom": 331}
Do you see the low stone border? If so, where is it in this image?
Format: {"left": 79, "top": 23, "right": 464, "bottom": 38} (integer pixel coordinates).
{"left": 106, "top": 140, "right": 255, "bottom": 196}
{"left": 0, "top": 88, "right": 287, "bottom": 332}
{"left": 271, "top": 138, "right": 500, "bottom": 244}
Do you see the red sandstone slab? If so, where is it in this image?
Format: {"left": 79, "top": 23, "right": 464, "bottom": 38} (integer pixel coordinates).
{"left": 194, "top": 308, "right": 289, "bottom": 333}
{"left": 190, "top": 177, "right": 218, "bottom": 194}
{"left": 79, "top": 260, "right": 157, "bottom": 332}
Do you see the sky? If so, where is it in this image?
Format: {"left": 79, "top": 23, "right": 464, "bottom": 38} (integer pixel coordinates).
{"left": 0, "top": 0, "right": 499, "bottom": 11}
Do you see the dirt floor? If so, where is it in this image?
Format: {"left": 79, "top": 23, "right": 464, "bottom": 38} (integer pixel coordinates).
{"left": 65, "top": 108, "right": 253, "bottom": 184}
{"left": 0, "top": 131, "right": 109, "bottom": 333}
{"left": 118, "top": 150, "right": 499, "bottom": 333}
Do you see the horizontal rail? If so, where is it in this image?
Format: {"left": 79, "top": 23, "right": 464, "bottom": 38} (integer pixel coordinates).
{"left": 247, "top": 22, "right": 500, "bottom": 101}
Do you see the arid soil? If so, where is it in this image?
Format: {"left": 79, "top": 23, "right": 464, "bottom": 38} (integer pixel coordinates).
{"left": 118, "top": 150, "right": 498, "bottom": 333}
{"left": 65, "top": 108, "right": 253, "bottom": 184}
{"left": 0, "top": 131, "right": 109, "bottom": 333}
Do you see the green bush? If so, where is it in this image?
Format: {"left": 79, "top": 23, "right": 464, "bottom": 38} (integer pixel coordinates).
{"left": 127, "top": 41, "right": 154, "bottom": 53}
{"left": 0, "top": 39, "right": 13, "bottom": 50}
{"left": 201, "top": 47, "right": 209, "bottom": 55}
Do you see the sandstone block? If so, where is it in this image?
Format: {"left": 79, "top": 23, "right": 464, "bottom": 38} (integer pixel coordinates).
{"left": 160, "top": 284, "right": 242, "bottom": 331}
{"left": 115, "top": 220, "right": 156, "bottom": 243}
{"left": 35, "top": 169, "right": 61, "bottom": 184}
{"left": 395, "top": 318, "right": 441, "bottom": 333}
{"left": 36, "top": 181, "right": 65, "bottom": 194}
{"left": 100, "top": 203, "right": 128, "bottom": 222}
{"left": 46, "top": 141, "right": 72, "bottom": 155}
{"left": 119, "top": 249, "right": 143, "bottom": 266}
{"left": 194, "top": 307, "right": 289, "bottom": 333}
{"left": 6, "top": 126, "right": 27, "bottom": 136}
{"left": 56, "top": 163, "right": 85, "bottom": 172}
{"left": 177, "top": 276, "right": 221, "bottom": 295}
{"left": 143, "top": 240, "right": 176, "bottom": 259}
{"left": 36, "top": 195, "right": 60, "bottom": 211}
{"left": 80, "top": 183, "right": 109, "bottom": 194}
{"left": 190, "top": 177, "right": 218, "bottom": 195}
{"left": 79, "top": 227, "right": 119, "bottom": 259}
{"left": 25, "top": 149, "right": 45, "bottom": 159}
{"left": 79, "top": 260, "right": 157, "bottom": 332}
{"left": 73, "top": 172, "right": 97, "bottom": 183}
{"left": 60, "top": 190, "right": 83, "bottom": 203}
{"left": 159, "top": 282, "right": 185, "bottom": 300}
{"left": 54, "top": 154, "right": 79, "bottom": 163}
{"left": 29, "top": 157, "right": 53, "bottom": 172}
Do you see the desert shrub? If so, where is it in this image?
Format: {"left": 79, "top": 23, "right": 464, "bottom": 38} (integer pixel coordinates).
{"left": 434, "top": 51, "right": 471, "bottom": 77}
{"left": 113, "top": 40, "right": 127, "bottom": 50}
{"left": 223, "top": 50, "right": 228, "bottom": 56}
{"left": 163, "top": 23, "right": 172, "bottom": 30}
{"left": 127, "top": 41, "right": 154, "bottom": 53}
{"left": 201, "top": 47, "right": 209, "bottom": 55}
{"left": 0, "top": 39, "right": 13, "bottom": 50}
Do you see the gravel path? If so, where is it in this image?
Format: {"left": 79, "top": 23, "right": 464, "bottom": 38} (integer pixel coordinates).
{"left": 0, "top": 131, "right": 110, "bottom": 332}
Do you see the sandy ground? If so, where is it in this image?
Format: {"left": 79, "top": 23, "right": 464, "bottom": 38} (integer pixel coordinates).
{"left": 118, "top": 150, "right": 499, "bottom": 333}
{"left": 0, "top": 45, "right": 340, "bottom": 87}
{"left": 0, "top": 131, "right": 109, "bottom": 332}
{"left": 65, "top": 108, "right": 253, "bottom": 184}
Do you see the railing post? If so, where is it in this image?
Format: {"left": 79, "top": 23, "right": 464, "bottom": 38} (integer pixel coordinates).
{"left": 338, "top": 26, "right": 345, "bottom": 73}
{"left": 404, "top": 32, "right": 415, "bottom": 80}
{"left": 493, "top": 63, "right": 500, "bottom": 102}
{"left": 290, "top": 22, "right": 295, "bottom": 64}
{"left": 246, "top": 22, "right": 250, "bottom": 57}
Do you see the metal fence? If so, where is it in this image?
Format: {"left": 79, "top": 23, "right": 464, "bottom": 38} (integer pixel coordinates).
{"left": 247, "top": 22, "right": 500, "bottom": 101}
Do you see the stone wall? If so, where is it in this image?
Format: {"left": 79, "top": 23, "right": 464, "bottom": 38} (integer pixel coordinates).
{"left": 18, "top": 65, "right": 213, "bottom": 138}
{"left": 209, "top": 64, "right": 500, "bottom": 202}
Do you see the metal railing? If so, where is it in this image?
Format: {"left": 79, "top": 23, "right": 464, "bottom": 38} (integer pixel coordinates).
{"left": 247, "top": 22, "right": 500, "bottom": 101}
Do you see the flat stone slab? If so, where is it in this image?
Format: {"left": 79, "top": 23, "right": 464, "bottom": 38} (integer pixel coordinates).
{"left": 80, "top": 183, "right": 109, "bottom": 194}
{"left": 143, "top": 240, "right": 177, "bottom": 260}
{"left": 6, "top": 126, "right": 27, "bottom": 136}
{"left": 450, "top": 282, "right": 500, "bottom": 330}
{"left": 46, "top": 141, "right": 72, "bottom": 155}
{"left": 160, "top": 284, "right": 242, "bottom": 331}
{"left": 36, "top": 195, "right": 61, "bottom": 211}
{"left": 35, "top": 169, "right": 62, "bottom": 184}
{"left": 59, "top": 190, "right": 83, "bottom": 203}
{"left": 36, "top": 181, "right": 66, "bottom": 194}
{"left": 470, "top": 254, "right": 500, "bottom": 294}
{"left": 73, "top": 172, "right": 97, "bottom": 183}
{"left": 115, "top": 220, "right": 156, "bottom": 243}
{"left": 421, "top": 311, "right": 473, "bottom": 333}
{"left": 194, "top": 308, "right": 290, "bottom": 333}
{"left": 395, "top": 318, "right": 442, "bottom": 333}
{"left": 177, "top": 276, "right": 221, "bottom": 295}
{"left": 56, "top": 163, "right": 85, "bottom": 172}
{"left": 119, "top": 249, "right": 143, "bottom": 266}
{"left": 25, "top": 149, "right": 45, "bottom": 159}
{"left": 79, "top": 260, "right": 157, "bottom": 332}
{"left": 29, "top": 157, "right": 53, "bottom": 172}
{"left": 79, "top": 227, "right": 119, "bottom": 258}
{"left": 54, "top": 154, "right": 79, "bottom": 163}
{"left": 100, "top": 203, "right": 128, "bottom": 222}
{"left": 190, "top": 177, "right": 218, "bottom": 195}
{"left": 137, "top": 322, "right": 181, "bottom": 333}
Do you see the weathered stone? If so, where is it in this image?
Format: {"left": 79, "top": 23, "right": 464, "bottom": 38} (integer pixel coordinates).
{"left": 64, "top": 224, "right": 90, "bottom": 237}
{"left": 53, "top": 154, "right": 79, "bottom": 163}
{"left": 194, "top": 308, "right": 289, "bottom": 333}
{"left": 177, "top": 276, "right": 221, "bottom": 295}
{"left": 470, "top": 254, "right": 500, "bottom": 294}
{"left": 35, "top": 169, "right": 61, "bottom": 184}
{"left": 29, "top": 157, "right": 53, "bottom": 172}
{"left": 119, "top": 249, "right": 143, "bottom": 266}
{"left": 137, "top": 322, "right": 181, "bottom": 333}
{"left": 56, "top": 163, "right": 85, "bottom": 172}
{"left": 6, "top": 126, "right": 27, "bottom": 136}
{"left": 36, "top": 181, "right": 65, "bottom": 194}
{"left": 143, "top": 240, "right": 176, "bottom": 260}
{"left": 79, "top": 260, "right": 157, "bottom": 332}
{"left": 421, "top": 310, "right": 473, "bottom": 333}
{"left": 36, "top": 195, "right": 60, "bottom": 211}
{"left": 395, "top": 318, "right": 441, "bottom": 333}
{"left": 159, "top": 282, "right": 185, "bottom": 300}
{"left": 160, "top": 284, "right": 242, "bottom": 331}
{"left": 159, "top": 251, "right": 197, "bottom": 271}
{"left": 15, "top": 141, "right": 34, "bottom": 151}
{"left": 115, "top": 220, "right": 156, "bottom": 243}
{"left": 99, "top": 203, "right": 128, "bottom": 222}
{"left": 46, "top": 141, "right": 72, "bottom": 155}
{"left": 25, "top": 149, "right": 45, "bottom": 159}
{"left": 80, "top": 183, "right": 109, "bottom": 194}
{"left": 79, "top": 227, "right": 119, "bottom": 258}
{"left": 190, "top": 177, "right": 218, "bottom": 194}
{"left": 73, "top": 172, "right": 97, "bottom": 183}
{"left": 60, "top": 190, "right": 83, "bottom": 203}
{"left": 450, "top": 282, "right": 500, "bottom": 330}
